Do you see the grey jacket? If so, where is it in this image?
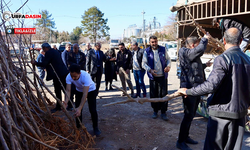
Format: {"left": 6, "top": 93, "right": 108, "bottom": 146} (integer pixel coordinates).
{"left": 221, "top": 18, "right": 250, "bottom": 39}
{"left": 86, "top": 49, "right": 106, "bottom": 75}
{"left": 132, "top": 48, "right": 145, "bottom": 71}
{"left": 186, "top": 46, "right": 250, "bottom": 119}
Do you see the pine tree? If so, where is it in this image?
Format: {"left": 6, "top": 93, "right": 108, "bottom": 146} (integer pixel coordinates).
{"left": 81, "top": 6, "right": 110, "bottom": 43}
{"left": 35, "top": 10, "right": 56, "bottom": 42}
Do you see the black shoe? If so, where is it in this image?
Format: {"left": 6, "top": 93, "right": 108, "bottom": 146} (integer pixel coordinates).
{"left": 132, "top": 94, "right": 138, "bottom": 98}
{"left": 185, "top": 137, "right": 198, "bottom": 144}
{"left": 152, "top": 112, "right": 158, "bottom": 119}
{"left": 51, "top": 108, "right": 60, "bottom": 113}
{"left": 66, "top": 107, "right": 73, "bottom": 111}
{"left": 94, "top": 127, "right": 101, "bottom": 136}
{"left": 161, "top": 113, "right": 169, "bottom": 121}
{"left": 176, "top": 141, "right": 192, "bottom": 150}
{"left": 131, "top": 93, "right": 135, "bottom": 98}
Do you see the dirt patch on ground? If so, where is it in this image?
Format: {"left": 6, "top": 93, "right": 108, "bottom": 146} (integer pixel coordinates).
{"left": 78, "top": 64, "right": 208, "bottom": 150}
{"left": 88, "top": 94, "right": 207, "bottom": 150}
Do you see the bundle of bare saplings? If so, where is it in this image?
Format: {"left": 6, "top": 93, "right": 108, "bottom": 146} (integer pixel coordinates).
{"left": 0, "top": 30, "right": 95, "bottom": 149}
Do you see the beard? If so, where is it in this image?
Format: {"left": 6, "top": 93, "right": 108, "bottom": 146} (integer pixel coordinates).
{"left": 151, "top": 45, "right": 158, "bottom": 50}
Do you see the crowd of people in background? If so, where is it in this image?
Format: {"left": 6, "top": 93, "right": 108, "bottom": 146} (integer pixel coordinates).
{"left": 31, "top": 35, "right": 172, "bottom": 137}
{"left": 31, "top": 24, "right": 250, "bottom": 149}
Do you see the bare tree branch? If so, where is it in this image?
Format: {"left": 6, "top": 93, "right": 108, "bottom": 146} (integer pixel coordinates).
{"left": 103, "top": 84, "right": 181, "bottom": 107}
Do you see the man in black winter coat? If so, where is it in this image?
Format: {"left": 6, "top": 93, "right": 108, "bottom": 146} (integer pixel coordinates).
{"left": 213, "top": 17, "right": 250, "bottom": 51}
{"left": 116, "top": 43, "right": 134, "bottom": 97}
{"left": 67, "top": 44, "right": 86, "bottom": 70}
{"left": 178, "top": 28, "right": 250, "bottom": 150}
{"left": 176, "top": 33, "right": 211, "bottom": 150}
{"left": 32, "top": 43, "right": 69, "bottom": 113}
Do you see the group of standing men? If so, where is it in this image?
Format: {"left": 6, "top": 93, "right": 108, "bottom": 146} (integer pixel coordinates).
{"left": 31, "top": 20, "right": 250, "bottom": 150}
{"left": 31, "top": 16, "right": 250, "bottom": 149}
{"left": 115, "top": 37, "right": 172, "bottom": 121}
{"left": 31, "top": 35, "right": 173, "bottom": 136}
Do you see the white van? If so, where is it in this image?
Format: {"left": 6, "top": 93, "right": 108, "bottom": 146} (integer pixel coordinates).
{"left": 110, "top": 39, "right": 119, "bottom": 49}
{"left": 166, "top": 42, "right": 178, "bottom": 61}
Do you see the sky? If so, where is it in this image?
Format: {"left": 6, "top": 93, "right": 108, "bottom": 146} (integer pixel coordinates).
{"left": 5, "top": 0, "right": 178, "bottom": 39}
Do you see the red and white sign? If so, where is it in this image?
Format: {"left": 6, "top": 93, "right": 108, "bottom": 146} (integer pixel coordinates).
{"left": 14, "top": 28, "right": 36, "bottom": 34}
{"left": 25, "top": 14, "right": 41, "bottom": 19}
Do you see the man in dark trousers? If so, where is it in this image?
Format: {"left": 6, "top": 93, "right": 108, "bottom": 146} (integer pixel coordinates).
{"left": 212, "top": 17, "right": 250, "bottom": 51}
{"left": 176, "top": 34, "right": 211, "bottom": 150}
{"left": 142, "top": 36, "right": 171, "bottom": 121}
{"left": 116, "top": 43, "right": 134, "bottom": 97}
{"left": 63, "top": 64, "right": 101, "bottom": 136}
{"left": 67, "top": 43, "right": 86, "bottom": 110}
{"left": 131, "top": 42, "right": 146, "bottom": 98}
{"left": 178, "top": 28, "right": 250, "bottom": 150}
{"left": 32, "top": 43, "right": 69, "bottom": 113}
{"left": 86, "top": 43, "right": 106, "bottom": 97}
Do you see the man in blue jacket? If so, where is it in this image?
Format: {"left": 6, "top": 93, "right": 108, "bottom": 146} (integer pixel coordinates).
{"left": 178, "top": 27, "right": 250, "bottom": 150}
{"left": 142, "top": 36, "right": 171, "bottom": 121}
